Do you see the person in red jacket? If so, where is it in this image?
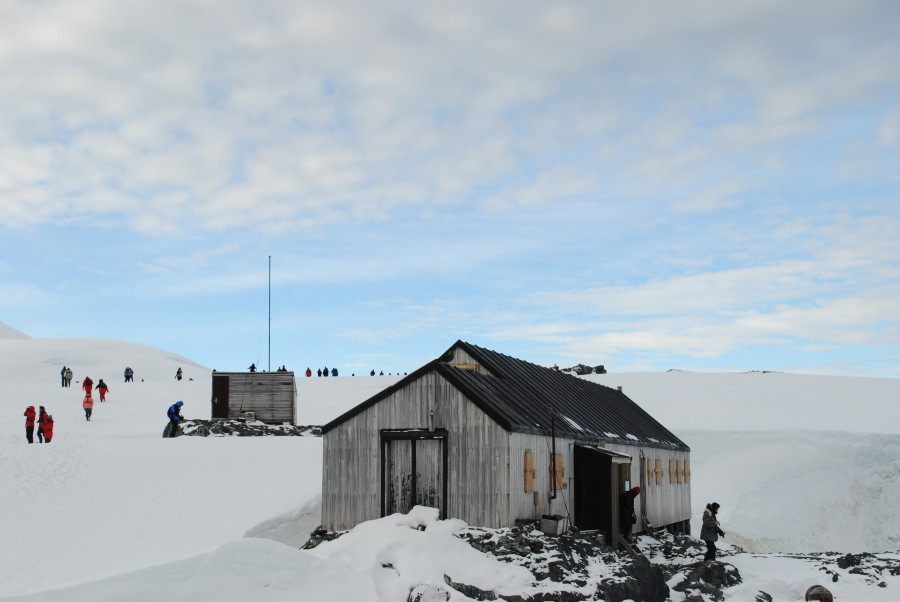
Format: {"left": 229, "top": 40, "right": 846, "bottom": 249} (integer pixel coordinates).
{"left": 83, "top": 395, "right": 94, "bottom": 421}
{"left": 82, "top": 376, "right": 94, "bottom": 398}
{"left": 97, "top": 379, "right": 109, "bottom": 402}
{"left": 24, "top": 406, "right": 36, "bottom": 443}
{"left": 43, "top": 414, "right": 55, "bottom": 443}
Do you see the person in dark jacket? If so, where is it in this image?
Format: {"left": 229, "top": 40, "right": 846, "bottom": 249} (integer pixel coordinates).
{"left": 124, "top": 367, "right": 134, "bottom": 383}
{"left": 248, "top": 363, "right": 256, "bottom": 372}
{"left": 700, "top": 502, "right": 725, "bottom": 561}
{"left": 36, "top": 406, "right": 48, "bottom": 443}
{"left": 97, "top": 379, "right": 109, "bottom": 402}
{"left": 331, "top": 367, "right": 338, "bottom": 377}
{"left": 60, "top": 366, "right": 67, "bottom": 387}
{"left": 175, "top": 367, "right": 183, "bottom": 381}
{"left": 166, "top": 401, "right": 185, "bottom": 437}
{"left": 24, "top": 406, "right": 36, "bottom": 443}
{"left": 620, "top": 486, "right": 641, "bottom": 542}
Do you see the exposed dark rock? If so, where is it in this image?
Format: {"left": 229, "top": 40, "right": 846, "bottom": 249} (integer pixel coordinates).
{"left": 407, "top": 584, "right": 449, "bottom": 602}
{"left": 671, "top": 561, "right": 742, "bottom": 602}
{"left": 179, "top": 419, "right": 321, "bottom": 437}
{"left": 443, "top": 575, "right": 497, "bottom": 600}
{"left": 755, "top": 591, "right": 773, "bottom": 602}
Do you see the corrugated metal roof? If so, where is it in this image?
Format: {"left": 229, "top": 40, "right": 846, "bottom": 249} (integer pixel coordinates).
{"left": 322, "top": 340, "right": 688, "bottom": 452}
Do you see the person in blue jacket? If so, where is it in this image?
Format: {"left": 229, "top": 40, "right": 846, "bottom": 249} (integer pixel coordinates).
{"left": 166, "top": 401, "right": 185, "bottom": 437}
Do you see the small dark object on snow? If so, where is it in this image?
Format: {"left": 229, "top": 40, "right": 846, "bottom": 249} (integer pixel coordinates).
{"left": 805, "top": 585, "right": 834, "bottom": 602}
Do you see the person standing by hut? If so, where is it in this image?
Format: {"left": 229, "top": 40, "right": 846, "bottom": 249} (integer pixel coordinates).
{"left": 24, "top": 405, "right": 36, "bottom": 443}
{"left": 82, "top": 395, "right": 94, "bottom": 421}
{"left": 64, "top": 367, "right": 73, "bottom": 387}
{"left": 36, "top": 406, "right": 48, "bottom": 443}
{"left": 97, "top": 379, "right": 109, "bottom": 402}
{"left": 620, "top": 486, "right": 641, "bottom": 542}
{"left": 701, "top": 502, "right": 725, "bottom": 561}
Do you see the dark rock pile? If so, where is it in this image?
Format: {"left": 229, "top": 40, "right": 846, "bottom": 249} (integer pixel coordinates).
{"left": 178, "top": 419, "right": 321, "bottom": 437}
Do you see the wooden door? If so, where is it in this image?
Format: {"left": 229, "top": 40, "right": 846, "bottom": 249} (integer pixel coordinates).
{"left": 383, "top": 434, "right": 446, "bottom": 516}
{"left": 211, "top": 374, "right": 229, "bottom": 419}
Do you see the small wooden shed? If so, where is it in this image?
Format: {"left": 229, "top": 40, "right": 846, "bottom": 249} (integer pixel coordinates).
{"left": 210, "top": 371, "right": 297, "bottom": 424}
{"left": 321, "top": 341, "right": 691, "bottom": 545}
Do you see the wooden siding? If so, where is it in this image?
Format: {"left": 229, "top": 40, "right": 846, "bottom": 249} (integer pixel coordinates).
{"left": 508, "top": 432, "right": 574, "bottom": 524}
{"left": 322, "top": 371, "right": 511, "bottom": 531}
{"left": 213, "top": 372, "right": 296, "bottom": 424}
{"left": 601, "top": 442, "right": 692, "bottom": 529}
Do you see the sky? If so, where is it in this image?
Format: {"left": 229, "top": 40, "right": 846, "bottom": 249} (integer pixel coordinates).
{"left": 1, "top": 0, "right": 899, "bottom": 378}
{"left": 1, "top": 334, "right": 898, "bottom": 600}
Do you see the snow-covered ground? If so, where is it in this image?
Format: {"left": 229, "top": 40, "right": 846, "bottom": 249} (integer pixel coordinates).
{"left": 1, "top": 330, "right": 898, "bottom": 600}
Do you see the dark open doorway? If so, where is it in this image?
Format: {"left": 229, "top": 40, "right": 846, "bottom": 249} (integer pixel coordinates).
{"left": 574, "top": 445, "right": 632, "bottom": 546}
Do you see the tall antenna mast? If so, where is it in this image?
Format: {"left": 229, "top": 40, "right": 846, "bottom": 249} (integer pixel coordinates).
{"left": 268, "top": 255, "right": 271, "bottom": 372}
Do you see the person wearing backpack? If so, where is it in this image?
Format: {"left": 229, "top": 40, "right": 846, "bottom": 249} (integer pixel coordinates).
{"left": 83, "top": 395, "right": 94, "bottom": 421}
{"left": 43, "top": 414, "right": 55, "bottom": 443}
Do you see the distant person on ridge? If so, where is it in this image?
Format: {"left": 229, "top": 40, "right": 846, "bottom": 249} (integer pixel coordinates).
{"left": 305, "top": 367, "right": 312, "bottom": 377}
{"left": 64, "top": 367, "right": 73, "bottom": 387}
{"left": 82, "top": 375, "right": 94, "bottom": 398}
{"left": 370, "top": 369, "right": 375, "bottom": 376}
{"left": 24, "top": 405, "right": 36, "bottom": 443}
{"left": 701, "top": 502, "right": 726, "bottom": 561}
{"left": 175, "top": 367, "right": 183, "bottom": 381}
{"left": 249, "top": 363, "right": 256, "bottom": 372}
{"left": 317, "top": 368, "right": 322, "bottom": 377}
{"left": 97, "top": 379, "right": 109, "bottom": 402}
{"left": 60, "top": 366, "right": 67, "bottom": 387}
{"left": 331, "top": 367, "right": 338, "bottom": 377}
{"left": 82, "top": 395, "right": 94, "bottom": 421}
{"left": 323, "top": 366, "right": 328, "bottom": 378}
{"left": 166, "top": 401, "right": 185, "bottom": 437}
{"left": 124, "top": 366, "right": 134, "bottom": 383}
{"left": 36, "top": 406, "right": 48, "bottom": 443}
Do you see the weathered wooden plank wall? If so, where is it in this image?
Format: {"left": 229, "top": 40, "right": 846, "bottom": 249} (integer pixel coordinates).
{"left": 322, "top": 371, "right": 510, "bottom": 531}
{"left": 217, "top": 372, "right": 296, "bottom": 424}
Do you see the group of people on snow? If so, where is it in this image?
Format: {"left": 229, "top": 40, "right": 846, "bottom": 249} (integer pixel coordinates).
{"left": 23, "top": 405, "right": 54, "bottom": 443}
{"left": 59, "top": 366, "right": 74, "bottom": 387}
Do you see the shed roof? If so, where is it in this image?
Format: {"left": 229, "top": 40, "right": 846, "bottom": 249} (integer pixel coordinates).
{"left": 323, "top": 340, "right": 688, "bottom": 451}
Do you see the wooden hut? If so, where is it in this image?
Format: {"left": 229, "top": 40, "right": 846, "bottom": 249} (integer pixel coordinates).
{"left": 210, "top": 371, "right": 297, "bottom": 424}
{"left": 321, "top": 341, "right": 690, "bottom": 545}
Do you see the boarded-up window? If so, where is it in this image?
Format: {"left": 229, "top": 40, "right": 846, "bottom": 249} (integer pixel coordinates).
{"left": 654, "top": 459, "right": 663, "bottom": 485}
{"left": 669, "top": 459, "right": 677, "bottom": 484}
{"left": 524, "top": 451, "right": 536, "bottom": 492}
{"left": 677, "top": 460, "right": 684, "bottom": 483}
{"left": 685, "top": 460, "right": 691, "bottom": 483}
{"left": 551, "top": 453, "right": 566, "bottom": 491}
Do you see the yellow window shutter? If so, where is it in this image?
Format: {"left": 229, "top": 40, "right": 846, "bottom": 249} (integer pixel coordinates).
{"left": 524, "top": 451, "right": 536, "bottom": 492}
{"left": 669, "top": 459, "right": 677, "bottom": 484}
{"left": 552, "top": 453, "right": 565, "bottom": 490}
{"left": 685, "top": 460, "right": 691, "bottom": 483}
{"left": 654, "top": 459, "right": 663, "bottom": 485}
{"left": 677, "top": 460, "right": 684, "bottom": 483}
